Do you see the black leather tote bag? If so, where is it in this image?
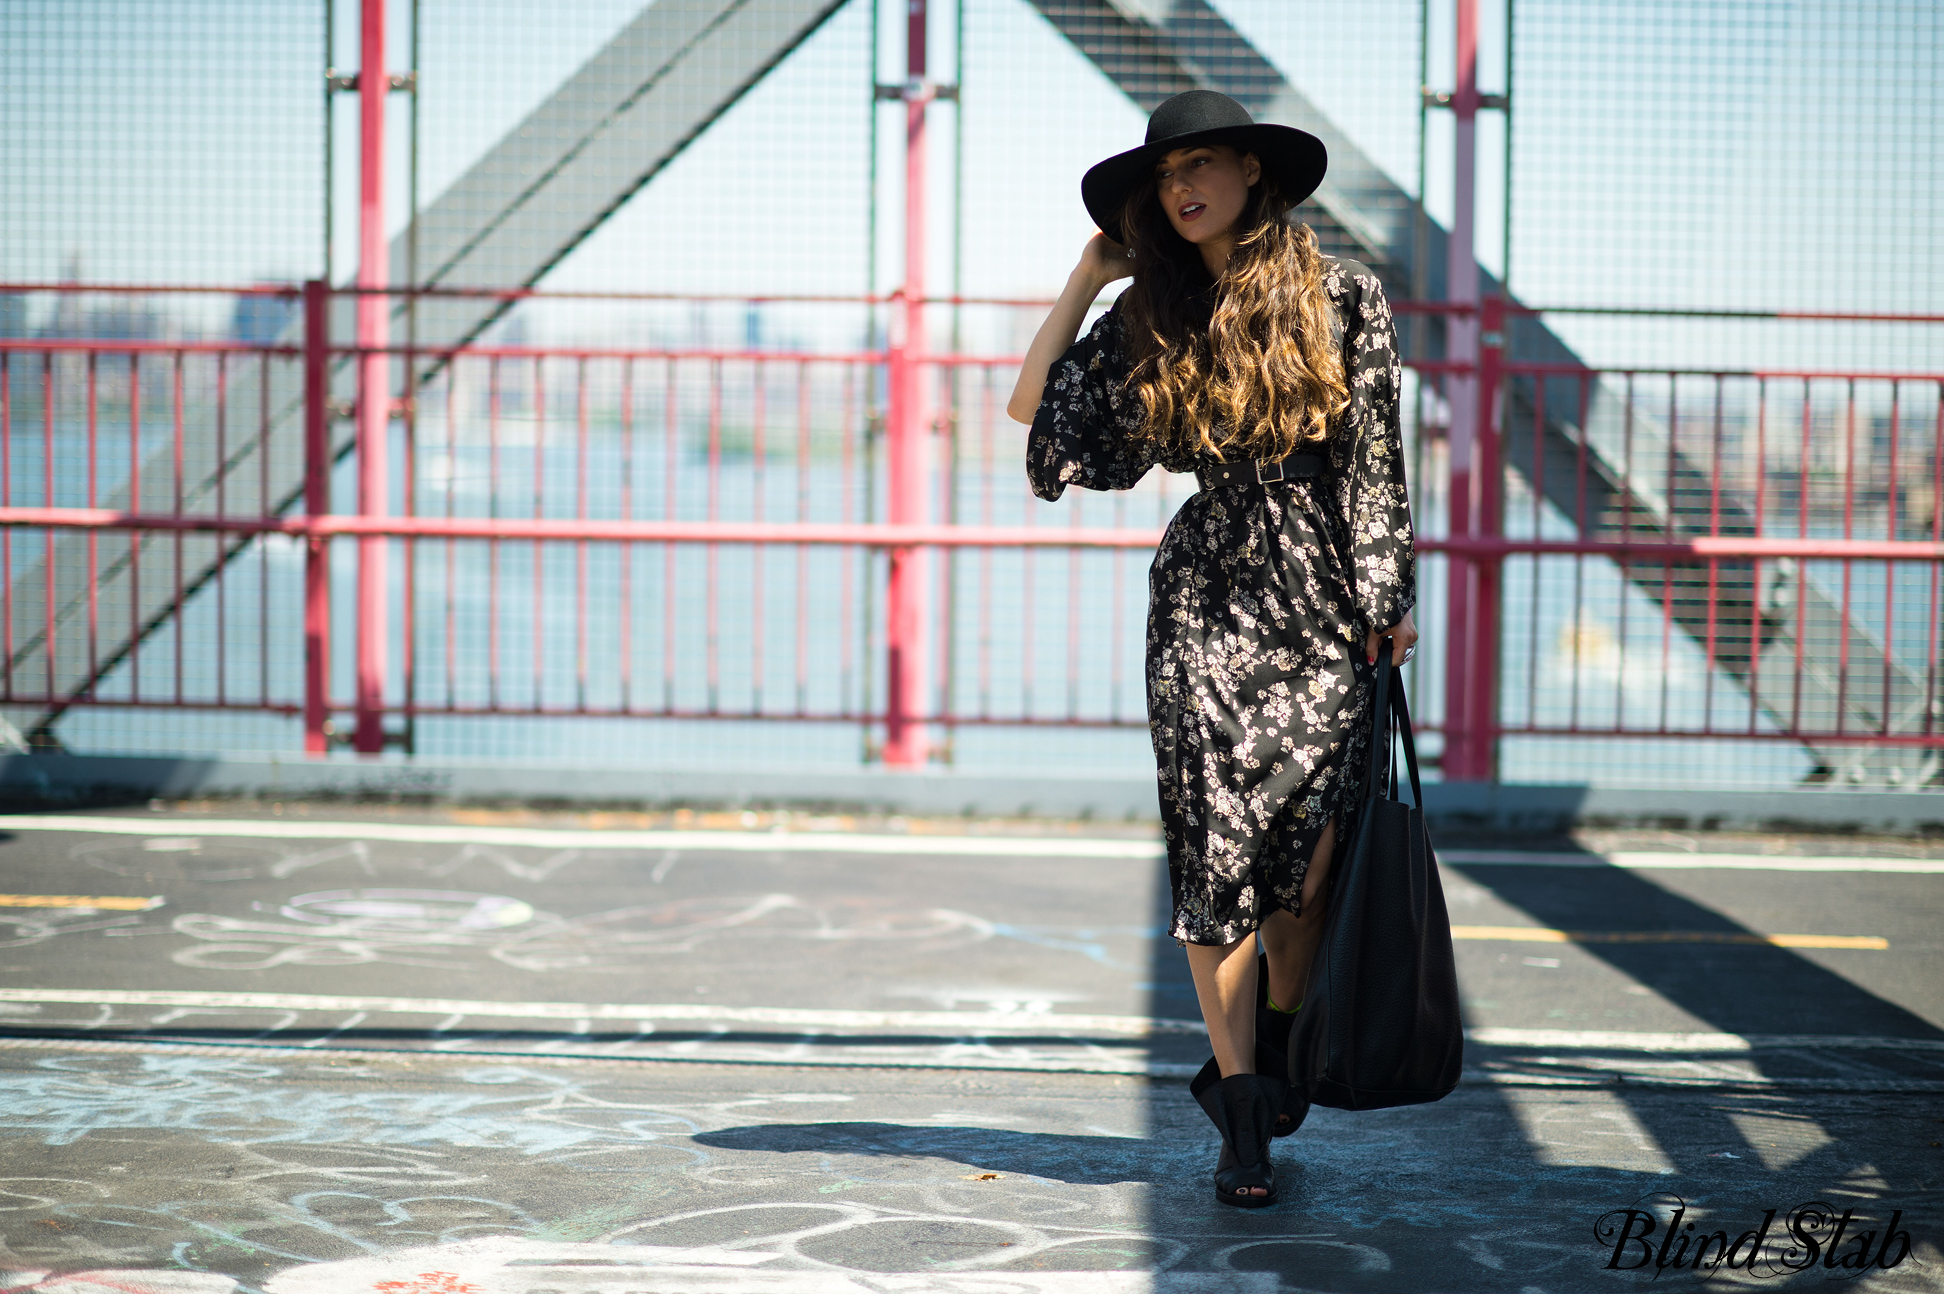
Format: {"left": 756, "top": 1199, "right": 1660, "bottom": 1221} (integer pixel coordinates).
{"left": 1287, "top": 656, "right": 1463, "bottom": 1110}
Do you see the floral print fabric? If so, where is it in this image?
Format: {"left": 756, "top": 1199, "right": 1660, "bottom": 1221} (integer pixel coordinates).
{"left": 1027, "top": 258, "right": 1416, "bottom": 945}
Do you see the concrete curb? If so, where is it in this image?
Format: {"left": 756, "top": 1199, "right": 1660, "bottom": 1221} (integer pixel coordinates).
{"left": 1, "top": 752, "right": 1939, "bottom": 834}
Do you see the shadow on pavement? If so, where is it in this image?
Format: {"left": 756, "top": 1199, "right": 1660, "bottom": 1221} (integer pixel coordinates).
{"left": 694, "top": 1121, "right": 1159, "bottom": 1186}
{"left": 1454, "top": 859, "right": 1938, "bottom": 1281}
{"left": 1136, "top": 841, "right": 1939, "bottom": 1288}
{"left": 1454, "top": 860, "right": 1944, "bottom": 1040}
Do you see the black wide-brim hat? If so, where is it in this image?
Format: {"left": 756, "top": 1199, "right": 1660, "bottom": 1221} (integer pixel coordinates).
{"left": 1082, "top": 90, "right": 1327, "bottom": 243}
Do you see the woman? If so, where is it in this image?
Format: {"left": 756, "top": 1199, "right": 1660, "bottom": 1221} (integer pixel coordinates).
{"left": 1007, "top": 90, "right": 1418, "bottom": 1209}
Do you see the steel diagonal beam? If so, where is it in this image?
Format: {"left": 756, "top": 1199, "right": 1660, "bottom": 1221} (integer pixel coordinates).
{"left": 3, "top": 0, "right": 846, "bottom": 746}
{"left": 398, "top": 0, "right": 848, "bottom": 357}
{"left": 1030, "top": 0, "right": 1934, "bottom": 784}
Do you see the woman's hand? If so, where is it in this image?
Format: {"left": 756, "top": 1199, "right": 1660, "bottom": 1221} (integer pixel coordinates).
{"left": 1076, "top": 232, "right": 1136, "bottom": 291}
{"left": 1005, "top": 234, "right": 1133, "bottom": 424}
{"left": 1365, "top": 609, "right": 1419, "bottom": 667}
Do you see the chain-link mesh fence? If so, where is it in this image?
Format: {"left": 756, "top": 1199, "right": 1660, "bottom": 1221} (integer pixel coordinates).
{"left": 4, "top": 0, "right": 1938, "bottom": 787}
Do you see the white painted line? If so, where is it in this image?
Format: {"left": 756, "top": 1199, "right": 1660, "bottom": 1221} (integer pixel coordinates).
{"left": 263, "top": 1238, "right": 1281, "bottom": 1293}
{"left": 1443, "top": 849, "right": 1944, "bottom": 874}
{"left": 0, "top": 813, "right": 1165, "bottom": 859}
{"left": 0, "top": 987, "right": 1205, "bottom": 1036}
{"left": 4, "top": 988, "right": 1941, "bottom": 1058}
{"left": 8, "top": 814, "right": 1942, "bottom": 871}
{"left": 3, "top": 1033, "right": 1939, "bottom": 1089}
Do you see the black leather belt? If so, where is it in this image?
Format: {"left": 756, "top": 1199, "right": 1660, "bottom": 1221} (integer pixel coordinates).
{"left": 1195, "top": 453, "right": 1324, "bottom": 492}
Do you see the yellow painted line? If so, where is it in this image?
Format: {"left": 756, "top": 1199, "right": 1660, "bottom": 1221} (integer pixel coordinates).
{"left": 1452, "top": 925, "right": 1886, "bottom": 950}
{"left": 0, "top": 894, "right": 162, "bottom": 911}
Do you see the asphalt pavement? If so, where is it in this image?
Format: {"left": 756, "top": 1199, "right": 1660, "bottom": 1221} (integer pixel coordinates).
{"left": 0, "top": 803, "right": 1938, "bottom": 1292}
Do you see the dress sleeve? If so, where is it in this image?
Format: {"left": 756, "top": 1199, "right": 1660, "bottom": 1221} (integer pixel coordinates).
{"left": 1026, "top": 306, "right": 1157, "bottom": 501}
{"left": 1331, "top": 263, "right": 1417, "bottom": 631}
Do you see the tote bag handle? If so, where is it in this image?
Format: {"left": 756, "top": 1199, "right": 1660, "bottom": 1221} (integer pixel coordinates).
{"left": 1387, "top": 667, "right": 1424, "bottom": 809}
{"left": 1361, "top": 645, "right": 1424, "bottom": 812}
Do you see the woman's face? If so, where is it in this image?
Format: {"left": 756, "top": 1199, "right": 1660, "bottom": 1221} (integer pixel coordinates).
{"left": 1153, "top": 144, "right": 1260, "bottom": 247}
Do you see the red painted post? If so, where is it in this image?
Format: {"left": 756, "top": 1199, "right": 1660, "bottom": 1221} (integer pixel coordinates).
{"left": 1468, "top": 294, "right": 1504, "bottom": 779}
{"left": 881, "top": 0, "right": 930, "bottom": 766}
{"left": 1442, "top": 0, "right": 1484, "bottom": 780}
{"left": 353, "top": 0, "right": 389, "bottom": 754}
{"left": 302, "top": 279, "right": 331, "bottom": 754}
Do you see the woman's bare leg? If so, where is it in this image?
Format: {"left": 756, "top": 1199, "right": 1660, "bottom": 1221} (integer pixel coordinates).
{"left": 1184, "top": 936, "right": 1258, "bottom": 1079}
{"left": 1259, "top": 816, "right": 1337, "bottom": 1012}
{"left": 1184, "top": 933, "right": 1269, "bottom": 1198}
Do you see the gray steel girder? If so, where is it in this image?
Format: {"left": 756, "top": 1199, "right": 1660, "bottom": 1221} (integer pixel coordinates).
{"left": 6, "top": 0, "right": 846, "bottom": 745}
{"left": 1030, "top": 0, "right": 1935, "bottom": 784}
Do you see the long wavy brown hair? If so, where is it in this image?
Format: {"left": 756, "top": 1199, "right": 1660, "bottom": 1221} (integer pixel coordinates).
{"left": 1117, "top": 154, "right": 1348, "bottom": 461}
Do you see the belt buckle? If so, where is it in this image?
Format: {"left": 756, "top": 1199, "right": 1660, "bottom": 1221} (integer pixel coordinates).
{"left": 1255, "top": 458, "right": 1285, "bottom": 485}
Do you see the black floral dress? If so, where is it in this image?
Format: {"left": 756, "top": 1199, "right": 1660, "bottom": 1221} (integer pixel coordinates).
{"left": 1027, "top": 258, "right": 1416, "bottom": 946}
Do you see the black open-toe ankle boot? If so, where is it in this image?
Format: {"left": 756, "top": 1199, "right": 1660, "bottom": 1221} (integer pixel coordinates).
{"left": 1192, "top": 1047, "right": 1309, "bottom": 1146}
{"left": 1255, "top": 1038, "right": 1311, "bottom": 1138}
{"left": 1189, "top": 1064, "right": 1281, "bottom": 1208}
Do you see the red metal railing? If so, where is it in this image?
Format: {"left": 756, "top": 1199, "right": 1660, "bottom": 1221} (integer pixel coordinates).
{"left": 2, "top": 283, "right": 1940, "bottom": 781}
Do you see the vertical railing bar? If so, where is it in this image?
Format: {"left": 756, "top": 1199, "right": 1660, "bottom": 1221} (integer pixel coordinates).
{"left": 532, "top": 354, "right": 545, "bottom": 712}
{"left": 1882, "top": 380, "right": 1899, "bottom": 739}
{"left": 860, "top": 351, "right": 879, "bottom": 747}
{"left": 259, "top": 349, "right": 272, "bottom": 710}
{"left": 215, "top": 351, "right": 227, "bottom": 707}
{"left": 752, "top": 358, "right": 767, "bottom": 713}
{"left": 301, "top": 285, "right": 330, "bottom": 752}
{"left": 663, "top": 356, "right": 678, "bottom": 713}
{"left": 1925, "top": 379, "right": 1943, "bottom": 737}
{"left": 1836, "top": 378, "right": 1855, "bottom": 737}
{"left": 400, "top": 345, "right": 418, "bottom": 738}
{"left": 1482, "top": 335, "right": 1504, "bottom": 760}
{"left": 1657, "top": 374, "right": 1676, "bottom": 734}
{"left": 129, "top": 353, "right": 141, "bottom": 702}
{"left": 41, "top": 352, "right": 53, "bottom": 511}
{"left": 1749, "top": 377, "right": 1766, "bottom": 735}
{"left": 443, "top": 358, "right": 457, "bottom": 712}
{"left": 938, "top": 359, "right": 958, "bottom": 748}
{"left": 1022, "top": 435, "right": 1036, "bottom": 718}
{"left": 172, "top": 352, "right": 185, "bottom": 706}
{"left": 1526, "top": 374, "right": 1545, "bottom": 728}
{"left": 1703, "top": 375, "right": 1723, "bottom": 730}
{"left": 840, "top": 363, "right": 857, "bottom": 716}
{"left": 978, "top": 365, "right": 995, "bottom": 719}
{"left": 488, "top": 354, "right": 503, "bottom": 712}
{"left": 795, "top": 360, "right": 811, "bottom": 715}
{"left": 705, "top": 358, "right": 722, "bottom": 712}
{"left": 1791, "top": 378, "right": 1811, "bottom": 737}
{"left": 42, "top": 351, "right": 55, "bottom": 703}
{"left": 1569, "top": 372, "right": 1590, "bottom": 733}
{"left": 1406, "top": 367, "right": 1428, "bottom": 727}
{"left": 620, "top": 357, "right": 635, "bottom": 714}
{"left": 86, "top": 351, "right": 100, "bottom": 696}
{"left": 575, "top": 355, "right": 589, "bottom": 713}
{"left": 1616, "top": 373, "right": 1633, "bottom": 729}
